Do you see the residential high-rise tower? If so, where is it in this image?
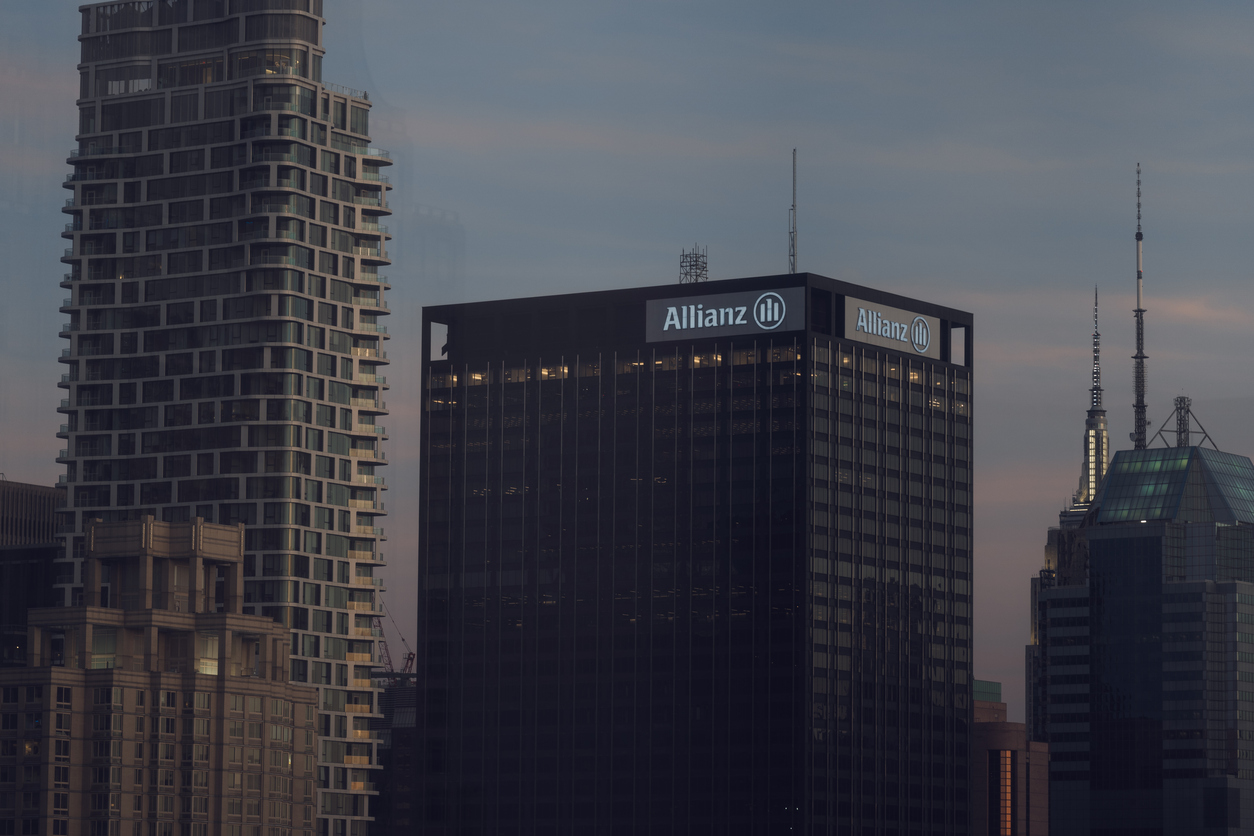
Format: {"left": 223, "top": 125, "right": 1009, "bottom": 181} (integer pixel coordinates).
{"left": 58, "top": 3, "right": 391, "bottom": 833}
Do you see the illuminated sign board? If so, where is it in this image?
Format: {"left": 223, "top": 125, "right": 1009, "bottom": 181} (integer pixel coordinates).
{"left": 645, "top": 287, "right": 806, "bottom": 342}
{"left": 844, "top": 297, "right": 940, "bottom": 359}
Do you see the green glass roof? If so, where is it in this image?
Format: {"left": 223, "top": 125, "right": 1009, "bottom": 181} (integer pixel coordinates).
{"left": 973, "top": 680, "right": 1002, "bottom": 702}
{"left": 1095, "top": 446, "right": 1254, "bottom": 525}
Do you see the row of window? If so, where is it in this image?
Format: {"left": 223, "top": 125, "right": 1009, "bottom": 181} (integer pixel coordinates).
{"left": 78, "top": 207, "right": 375, "bottom": 258}
{"left": 426, "top": 350, "right": 973, "bottom": 387}
{"left": 76, "top": 116, "right": 369, "bottom": 173}
{"left": 82, "top": 81, "right": 365, "bottom": 140}
{"left": 72, "top": 162, "right": 381, "bottom": 218}
{"left": 72, "top": 378, "right": 380, "bottom": 413}
{"left": 0, "top": 740, "right": 61, "bottom": 763}
{"left": 73, "top": 349, "right": 373, "bottom": 383}
{"left": 89, "top": 48, "right": 322, "bottom": 98}
{"left": 75, "top": 219, "right": 379, "bottom": 261}
{"left": 0, "top": 688, "right": 298, "bottom": 717}
{"left": 73, "top": 324, "right": 381, "bottom": 366}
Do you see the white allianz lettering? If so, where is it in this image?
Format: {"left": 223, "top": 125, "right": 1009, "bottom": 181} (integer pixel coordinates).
{"left": 859, "top": 306, "right": 915, "bottom": 343}
{"left": 661, "top": 302, "right": 758, "bottom": 330}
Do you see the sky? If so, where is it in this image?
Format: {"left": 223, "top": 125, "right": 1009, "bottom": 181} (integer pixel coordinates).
{"left": 3, "top": 1, "right": 1254, "bottom": 720}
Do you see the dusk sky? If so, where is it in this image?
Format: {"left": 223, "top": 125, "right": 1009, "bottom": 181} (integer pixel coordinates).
{"left": 4, "top": 1, "right": 1254, "bottom": 720}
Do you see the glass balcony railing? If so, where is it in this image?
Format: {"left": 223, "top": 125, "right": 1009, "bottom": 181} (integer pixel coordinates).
{"left": 322, "top": 81, "right": 369, "bottom": 100}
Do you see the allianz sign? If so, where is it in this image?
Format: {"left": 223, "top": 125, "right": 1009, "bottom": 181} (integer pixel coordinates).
{"left": 645, "top": 287, "right": 805, "bottom": 342}
{"left": 844, "top": 296, "right": 941, "bottom": 359}
{"left": 644, "top": 286, "right": 941, "bottom": 360}
{"left": 854, "top": 307, "right": 931, "bottom": 354}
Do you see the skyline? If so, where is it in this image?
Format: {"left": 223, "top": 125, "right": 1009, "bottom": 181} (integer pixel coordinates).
{"left": 5, "top": 1, "right": 1254, "bottom": 721}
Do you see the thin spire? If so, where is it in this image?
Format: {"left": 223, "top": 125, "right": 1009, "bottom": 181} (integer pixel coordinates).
{"left": 1075, "top": 288, "right": 1112, "bottom": 506}
{"left": 1091, "top": 286, "right": 1102, "bottom": 411}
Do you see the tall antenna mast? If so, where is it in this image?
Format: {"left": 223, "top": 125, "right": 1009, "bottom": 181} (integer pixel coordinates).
{"left": 1132, "top": 163, "right": 1148, "bottom": 449}
{"left": 788, "top": 149, "right": 797, "bottom": 273}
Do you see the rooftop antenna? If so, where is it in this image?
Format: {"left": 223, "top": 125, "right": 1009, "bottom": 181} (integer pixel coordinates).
{"left": 1131, "top": 163, "right": 1149, "bottom": 449}
{"left": 679, "top": 245, "right": 708, "bottom": 284}
{"left": 788, "top": 149, "right": 797, "bottom": 273}
{"left": 1175, "top": 396, "right": 1191, "bottom": 448}
{"left": 1147, "top": 395, "right": 1218, "bottom": 450}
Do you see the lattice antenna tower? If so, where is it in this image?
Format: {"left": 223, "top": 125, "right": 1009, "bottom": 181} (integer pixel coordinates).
{"left": 1147, "top": 395, "right": 1218, "bottom": 450}
{"left": 1132, "top": 163, "right": 1149, "bottom": 449}
{"left": 788, "top": 149, "right": 797, "bottom": 273}
{"left": 679, "top": 245, "right": 708, "bottom": 284}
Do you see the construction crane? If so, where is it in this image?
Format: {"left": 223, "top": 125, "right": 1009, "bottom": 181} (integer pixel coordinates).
{"left": 374, "top": 597, "right": 415, "bottom": 684}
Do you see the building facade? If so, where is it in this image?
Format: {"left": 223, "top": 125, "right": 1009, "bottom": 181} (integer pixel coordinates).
{"left": 0, "top": 544, "right": 60, "bottom": 669}
{"left": 0, "top": 517, "right": 317, "bottom": 836}
{"left": 416, "top": 274, "right": 975, "bottom": 833}
{"left": 1029, "top": 446, "right": 1254, "bottom": 834}
{"left": 370, "top": 681, "right": 418, "bottom": 836}
{"left": 972, "top": 679, "right": 1048, "bottom": 836}
{"left": 1, "top": 479, "right": 64, "bottom": 669}
{"left": 59, "top": 3, "right": 391, "bottom": 833}
{"left": 0, "top": 479, "right": 63, "bottom": 547}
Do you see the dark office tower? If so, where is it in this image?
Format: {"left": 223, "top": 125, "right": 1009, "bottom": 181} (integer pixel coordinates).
{"left": 59, "top": 3, "right": 392, "bottom": 834}
{"left": 1029, "top": 445, "right": 1254, "bottom": 834}
{"left": 0, "top": 477, "right": 64, "bottom": 667}
{"left": 0, "top": 478, "right": 63, "bottom": 546}
{"left": 417, "top": 275, "right": 975, "bottom": 834}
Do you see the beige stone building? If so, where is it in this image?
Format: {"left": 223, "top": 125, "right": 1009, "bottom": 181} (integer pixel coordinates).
{"left": 0, "top": 517, "right": 316, "bottom": 836}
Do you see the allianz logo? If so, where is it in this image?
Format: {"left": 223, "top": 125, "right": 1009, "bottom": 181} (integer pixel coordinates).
{"left": 856, "top": 307, "right": 931, "bottom": 354}
{"left": 662, "top": 292, "right": 788, "bottom": 332}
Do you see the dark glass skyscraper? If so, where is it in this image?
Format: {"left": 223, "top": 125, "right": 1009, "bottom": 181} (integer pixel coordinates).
{"left": 417, "top": 274, "right": 975, "bottom": 834}
{"left": 1029, "top": 445, "right": 1254, "bottom": 834}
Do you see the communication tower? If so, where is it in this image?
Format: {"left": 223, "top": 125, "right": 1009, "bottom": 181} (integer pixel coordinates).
{"left": 680, "top": 245, "right": 708, "bottom": 284}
